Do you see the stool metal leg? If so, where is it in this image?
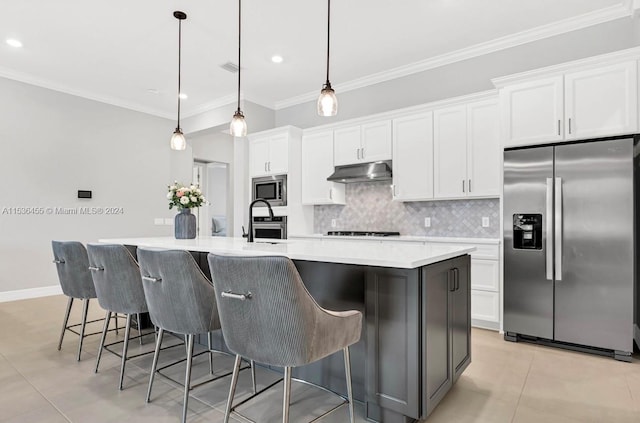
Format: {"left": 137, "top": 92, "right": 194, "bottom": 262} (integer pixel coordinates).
{"left": 223, "top": 354, "right": 242, "bottom": 423}
{"left": 250, "top": 360, "right": 257, "bottom": 394}
{"left": 95, "top": 311, "right": 112, "bottom": 373}
{"left": 282, "top": 366, "right": 292, "bottom": 423}
{"left": 118, "top": 314, "right": 132, "bottom": 390}
{"left": 344, "top": 347, "right": 355, "bottom": 423}
{"left": 77, "top": 298, "right": 90, "bottom": 361}
{"left": 182, "top": 334, "right": 195, "bottom": 423}
{"left": 57, "top": 297, "right": 73, "bottom": 351}
{"left": 207, "top": 332, "right": 214, "bottom": 374}
{"left": 146, "top": 327, "right": 164, "bottom": 403}
{"left": 114, "top": 313, "right": 119, "bottom": 334}
{"left": 137, "top": 313, "right": 143, "bottom": 345}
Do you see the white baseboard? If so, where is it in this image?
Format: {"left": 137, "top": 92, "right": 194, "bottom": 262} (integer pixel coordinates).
{"left": 0, "top": 285, "right": 62, "bottom": 303}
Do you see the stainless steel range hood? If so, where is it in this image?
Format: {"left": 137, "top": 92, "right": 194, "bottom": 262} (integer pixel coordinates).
{"left": 327, "top": 160, "right": 392, "bottom": 183}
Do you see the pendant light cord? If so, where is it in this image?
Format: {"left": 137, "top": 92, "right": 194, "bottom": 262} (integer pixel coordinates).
{"left": 325, "top": 0, "right": 331, "bottom": 85}
{"left": 177, "top": 17, "right": 182, "bottom": 129}
{"left": 237, "top": 0, "right": 242, "bottom": 112}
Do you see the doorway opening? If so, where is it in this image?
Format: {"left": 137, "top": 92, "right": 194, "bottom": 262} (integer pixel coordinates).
{"left": 192, "top": 161, "right": 229, "bottom": 237}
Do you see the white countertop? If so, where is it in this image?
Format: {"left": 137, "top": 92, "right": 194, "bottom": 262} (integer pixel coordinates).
{"left": 289, "top": 234, "right": 500, "bottom": 245}
{"left": 98, "top": 236, "right": 475, "bottom": 269}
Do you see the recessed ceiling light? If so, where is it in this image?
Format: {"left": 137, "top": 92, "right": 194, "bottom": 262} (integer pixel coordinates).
{"left": 6, "top": 39, "right": 23, "bottom": 48}
{"left": 179, "top": 93, "right": 188, "bottom": 99}
{"left": 271, "top": 55, "right": 283, "bottom": 64}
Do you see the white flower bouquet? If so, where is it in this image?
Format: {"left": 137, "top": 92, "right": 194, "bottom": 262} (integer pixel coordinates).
{"left": 167, "top": 182, "right": 207, "bottom": 210}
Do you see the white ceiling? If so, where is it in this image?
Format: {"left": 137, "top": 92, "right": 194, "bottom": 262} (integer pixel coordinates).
{"left": 0, "top": 0, "right": 629, "bottom": 118}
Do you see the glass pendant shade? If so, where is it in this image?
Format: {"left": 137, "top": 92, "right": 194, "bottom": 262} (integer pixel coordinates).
{"left": 170, "top": 128, "right": 186, "bottom": 150}
{"left": 230, "top": 110, "right": 248, "bottom": 137}
{"left": 317, "top": 85, "right": 338, "bottom": 117}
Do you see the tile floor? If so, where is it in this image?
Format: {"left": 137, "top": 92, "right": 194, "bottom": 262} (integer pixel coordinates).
{"left": 1, "top": 295, "right": 640, "bottom": 423}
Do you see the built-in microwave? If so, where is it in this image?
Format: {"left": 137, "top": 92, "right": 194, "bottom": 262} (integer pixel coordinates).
{"left": 252, "top": 175, "right": 287, "bottom": 207}
{"left": 252, "top": 216, "right": 287, "bottom": 240}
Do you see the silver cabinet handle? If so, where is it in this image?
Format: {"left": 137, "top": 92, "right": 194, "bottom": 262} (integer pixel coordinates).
{"left": 356, "top": 148, "right": 360, "bottom": 160}
{"left": 142, "top": 276, "right": 162, "bottom": 283}
{"left": 88, "top": 266, "right": 104, "bottom": 271}
{"left": 53, "top": 259, "right": 65, "bottom": 264}
{"left": 361, "top": 148, "right": 365, "bottom": 159}
{"left": 568, "top": 118, "right": 572, "bottom": 135}
{"left": 558, "top": 120, "right": 561, "bottom": 136}
{"left": 468, "top": 179, "right": 471, "bottom": 192}
{"left": 221, "top": 291, "right": 252, "bottom": 301}
{"left": 268, "top": 161, "right": 271, "bottom": 172}
{"left": 555, "top": 177, "right": 563, "bottom": 281}
{"left": 545, "top": 178, "right": 553, "bottom": 281}
{"left": 462, "top": 180, "right": 465, "bottom": 193}
{"left": 264, "top": 162, "right": 267, "bottom": 172}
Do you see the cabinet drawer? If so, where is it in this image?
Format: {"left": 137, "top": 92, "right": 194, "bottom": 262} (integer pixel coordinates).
{"left": 470, "top": 258, "right": 499, "bottom": 291}
{"left": 471, "top": 290, "right": 500, "bottom": 323}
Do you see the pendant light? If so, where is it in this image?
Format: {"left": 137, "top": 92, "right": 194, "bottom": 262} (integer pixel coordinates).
{"left": 317, "top": 0, "right": 337, "bottom": 116}
{"left": 170, "top": 11, "right": 187, "bottom": 150}
{"left": 230, "top": 0, "right": 248, "bottom": 137}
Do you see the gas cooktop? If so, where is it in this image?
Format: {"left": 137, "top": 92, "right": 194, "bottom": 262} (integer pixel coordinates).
{"left": 326, "top": 231, "right": 400, "bottom": 237}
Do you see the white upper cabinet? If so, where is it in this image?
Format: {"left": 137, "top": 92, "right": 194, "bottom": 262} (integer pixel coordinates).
{"left": 501, "top": 76, "right": 564, "bottom": 147}
{"left": 334, "top": 120, "right": 392, "bottom": 165}
{"left": 301, "top": 131, "right": 345, "bottom": 205}
{"left": 467, "top": 99, "right": 500, "bottom": 197}
{"left": 500, "top": 60, "right": 638, "bottom": 148}
{"left": 249, "top": 133, "right": 289, "bottom": 177}
{"left": 433, "top": 99, "right": 500, "bottom": 199}
{"left": 392, "top": 112, "right": 434, "bottom": 201}
{"left": 564, "top": 62, "right": 637, "bottom": 140}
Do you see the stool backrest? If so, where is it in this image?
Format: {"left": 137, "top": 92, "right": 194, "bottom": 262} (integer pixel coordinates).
{"left": 87, "top": 244, "right": 148, "bottom": 315}
{"left": 51, "top": 241, "right": 96, "bottom": 299}
{"left": 208, "top": 254, "right": 322, "bottom": 367}
{"left": 137, "top": 248, "right": 219, "bottom": 334}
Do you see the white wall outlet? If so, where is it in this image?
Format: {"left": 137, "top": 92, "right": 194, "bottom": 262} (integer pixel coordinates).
{"left": 164, "top": 218, "right": 174, "bottom": 226}
{"left": 331, "top": 218, "right": 337, "bottom": 228}
{"left": 424, "top": 217, "right": 431, "bottom": 227}
{"left": 154, "top": 218, "right": 163, "bottom": 225}
{"left": 482, "top": 217, "right": 490, "bottom": 227}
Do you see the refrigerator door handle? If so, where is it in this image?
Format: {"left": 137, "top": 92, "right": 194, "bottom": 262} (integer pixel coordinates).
{"left": 555, "top": 177, "right": 563, "bottom": 281}
{"left": 546, "top": 178, "right": 553, "bottom": 281}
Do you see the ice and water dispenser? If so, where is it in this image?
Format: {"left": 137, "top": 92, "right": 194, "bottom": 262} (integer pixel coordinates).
{"left": 513, "top": 214, "right": 542, "bottom": 250}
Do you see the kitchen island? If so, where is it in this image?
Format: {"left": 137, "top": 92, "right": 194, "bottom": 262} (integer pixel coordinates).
{"left": 100, "top": 236, "right": 474, "bottom": 422}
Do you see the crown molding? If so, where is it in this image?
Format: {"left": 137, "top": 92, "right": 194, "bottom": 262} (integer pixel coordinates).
{"left": 0, "top": 66, "right": 175, "bottom": 119}
{"left": 180, "top": 93, "right": 238, "bottom": 118}
{"left": 274, "top": 3, "right": 633, "bottom": 110}
{"left": 491, "top": 45, "right": 640, "bottom": 87}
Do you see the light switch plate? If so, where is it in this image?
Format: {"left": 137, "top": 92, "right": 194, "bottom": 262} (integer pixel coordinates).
{"left": 482, "top": 217, "right": 490, "bottom": 227}
{"left": 164, "top": 218, "right": 173, "bottom": 226}
{"left": 154, "top": 218, "right": 163, "bottom": 225}
{"left": 424, "top": 217, "right": 431, "bottom": 227}
{"left": 331, "top": 219, "right": 337, "bottom": 228}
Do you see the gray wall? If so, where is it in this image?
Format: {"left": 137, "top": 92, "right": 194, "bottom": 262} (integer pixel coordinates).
{"left": 276, "top": 17, "right": 640, "bottom": 128}
{"left": 313, "top": 181, "right": 500, "bottom": 238}
{"left": 0, "top": 77, "right": 174, "bottom": 293}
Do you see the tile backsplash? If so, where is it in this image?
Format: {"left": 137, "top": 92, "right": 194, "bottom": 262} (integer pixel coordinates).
{"left": 314, "top": 181, "right": 500, "bottom": 238}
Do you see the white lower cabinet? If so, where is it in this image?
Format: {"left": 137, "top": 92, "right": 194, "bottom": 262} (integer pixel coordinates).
{"left": 471, "top": 291, "right": 500, "bottom": 325}
{"left": 470, "top": 258, "right": 500, "bottom": 292}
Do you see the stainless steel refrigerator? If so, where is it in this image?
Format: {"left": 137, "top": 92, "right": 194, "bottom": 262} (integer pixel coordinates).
{"left": 503, "top": 135, "right": 637, "bottom": 361}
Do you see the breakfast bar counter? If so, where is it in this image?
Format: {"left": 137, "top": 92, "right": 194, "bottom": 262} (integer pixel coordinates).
{"left": 100, "top": 236, "right": 474, "bottom": 422}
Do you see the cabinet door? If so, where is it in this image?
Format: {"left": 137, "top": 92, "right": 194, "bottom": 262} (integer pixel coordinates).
{"left": 565, "top": 61, "right": 638, "bottom": 140}
{"left": 301, "top": 132, "right": 345, "bottom": 204}
{"left": 392, "top": 112, "right": 434, "bottom": 201}
{"left": 267, "top": 134, "right": 289, "bottom": 175}
{"left": 501, "top": 76, "right": 564, "bottom": 147}
{"left": 249, "top": 137, "right": 270, "bottom": 177}
{"left": 434, "top": 105, "right": 467, "bottom": 198}
{"left": 334, "top": 126, "right": 361, "bottom": 166}
{"left": 361, "top": 120, "right": 392, "bottom": 162}
{"left": 467, "top": 99, "right": 500, "bottom": 197}
{"left": 451, "top": 256, "right": 471, "bottom": 382}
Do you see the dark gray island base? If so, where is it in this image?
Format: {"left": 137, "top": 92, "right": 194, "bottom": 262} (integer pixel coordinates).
{"left": 195, "top": 252, "right": 472, "bottom": 422}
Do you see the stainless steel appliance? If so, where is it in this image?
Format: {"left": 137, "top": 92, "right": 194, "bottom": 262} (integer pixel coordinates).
{"left": 327, "top": 160, "right": 392, "bottom": 183}
{"left": 503, "top": 135, "right": 638, "bottom": 361}
{"left": 252, "top": 175, "right": 287, "bottom": 207}
{"left": 252, "top": 216, "right": 287, "bottom": 240}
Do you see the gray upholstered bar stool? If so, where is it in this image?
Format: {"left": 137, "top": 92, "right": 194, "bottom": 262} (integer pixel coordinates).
{"left": 137, "top": 247, "right": 255, "bottom": 423}
{"left": 208, "top": 254, "right": 363, "bottom": 423}
{"left": 87, "top": 243, "right": 149, "bottom": 390}
{"left": 52, "top": 240, "right": 106, "bottom": 361}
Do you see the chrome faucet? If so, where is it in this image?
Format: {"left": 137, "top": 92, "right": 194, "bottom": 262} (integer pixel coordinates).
{"left": 247, "top": 198, "right": 274, "bottom": 242}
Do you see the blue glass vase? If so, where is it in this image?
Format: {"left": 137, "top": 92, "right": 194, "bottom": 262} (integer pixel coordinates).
{"left": 175, "top": 208, "right": 196, "bottom": 239}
